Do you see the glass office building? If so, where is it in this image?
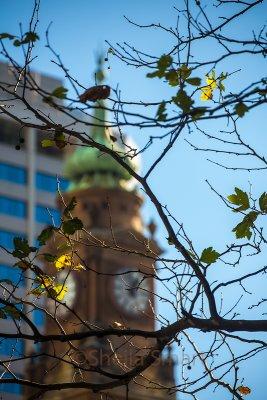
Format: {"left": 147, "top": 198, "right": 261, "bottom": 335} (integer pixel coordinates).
{"left": 0, "top": 61, "right": 70, "bottom": 399}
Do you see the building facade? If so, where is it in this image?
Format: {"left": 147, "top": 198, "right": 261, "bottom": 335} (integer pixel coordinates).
{"left": 0, "top": 61, "right": 68, "bottom": 399}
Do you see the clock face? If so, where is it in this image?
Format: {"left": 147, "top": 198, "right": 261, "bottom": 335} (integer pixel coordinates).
{"left": 47, "top": 271, "right": 76, "bottom": 316}
{"left": 113, "top": 269, "right": 150, "bottom": 316}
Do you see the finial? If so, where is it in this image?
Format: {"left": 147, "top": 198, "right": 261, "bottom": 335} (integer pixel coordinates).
{"left": 95, "top": 53, "right": 105, "bottom": 84}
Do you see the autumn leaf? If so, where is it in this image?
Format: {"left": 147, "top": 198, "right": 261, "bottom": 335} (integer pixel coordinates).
{"left": 200, "top": 86, "right": 213, "bottom": 101}
{"left": 237, "top": 386, "right": 251, "bottom": 395}
{"left": 54, "top": 254, "right": 72, "bottom": 270}
{"left": 200, "top": 70, "right": 226, "bottom": 101}
{"left": 79, "top": 85, "right": 110, "bottom": 103}
{"left": 54, "top": 254, "right": 85, "bottom": 271}
{"left": 48, "top": 283, "right": 68, "bottom": 301}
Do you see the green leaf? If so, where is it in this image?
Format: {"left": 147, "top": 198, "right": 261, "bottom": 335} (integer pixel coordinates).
{"left": 227, "top": 187, "right": 250, "bottom": 212}
{"left": 235, "top": 102, "right": 248, "bottom": 117}
{"left": 37, "top": 226, "right": 55, "bottom": 245}
{"left": 186, "top": 77, "right": 201, "bottom": 86}
{"left": 51, "top": 86, "right": 68, "bottom": 99}
{"left": 3, "top": 305, "right": 21, "bottom": 320}
{"left": 63, "top": 197, "right": 77, "bottom": 217}
{"left": 13, "top": 39, "right": 22, "bottom": 47}
{"left": 172, "top": 89, "right": 194, "bottom": 113}
{"left": 62, "top": 217, "right": 83, "bottom": 235}
{"left": 41, "top": 139, "right": 55, "bottom": 148}
{"left": 147, "top": 54, "right": 172, "bottom": 79}
{"left": 146, "top": 71, "right": 160, "bottom": 79}
{"left": 178, "top": 64, "right": 192, "bottom": 80}
{"left": 12, "top": 238, "right": 35, "bottom": 258}
{"left": 190, "top": 107, "right": 207, "bottom": 121}
{"left": 54, "top": 131, "right": 66, "bottom": 148}
{"left": 200, "top": 247, "right": 220, "bottom": 264}
{"left": 42, "top": 253, "right": 57, "bottom": 262}
{"left": 0, "top": 33, "right": 15, "bottom": 40}
{"left": 20, "top": 31, "right": 39, "bottom": 44}
{"left": 157, "top": 54, "right": 172, "bottom": 73}
{"left": 156, "top": 101, "right": 167, "bottom": 121}
{"left": 259, "top": 192, "right": 267, "bottom": 213}
{"left": 232, "top": 211, "right": 258, "bottom": 240}
{"left": 12, "top": 31, "right": 39, "bottom": 46}
{"left": 165, "top": 69, "right": 179, "bottom": 86}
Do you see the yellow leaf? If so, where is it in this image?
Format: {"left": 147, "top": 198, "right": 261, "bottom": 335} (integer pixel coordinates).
{"left": 41, "top": 139, "right": 55, "bottom": 148}
{"left": 37, "top": 275, "right": 54, "bottom": 287}
{"left": 54, "top": 254, "right": 85, "bottom": 271}
{"left": 206, "top": 74, "right": 217, "bottom": 90}
{"left": 54, "top": 254, "right": 72, "bottom": 270}
{"left": 200, "top": 86, "right": 213, "bottom": 101}
{"left": 237, "top": 386, "right": 251, "bottom": 395}
{"left": 50, "top": 283, "right": 68, "bottom": 301}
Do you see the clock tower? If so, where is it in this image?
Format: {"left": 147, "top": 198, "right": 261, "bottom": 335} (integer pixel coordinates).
{"left": 26, "top": 58, "right": 176, "bottom": 400}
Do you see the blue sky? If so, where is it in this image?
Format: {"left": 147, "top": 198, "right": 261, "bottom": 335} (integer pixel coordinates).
{"left": 0, "top": 1, "right": 266, "bottom": 399}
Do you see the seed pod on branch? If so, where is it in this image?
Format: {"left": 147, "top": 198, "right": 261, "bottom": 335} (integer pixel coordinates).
{"left": 79, "top": 85, "right": 111, "bottom": 103}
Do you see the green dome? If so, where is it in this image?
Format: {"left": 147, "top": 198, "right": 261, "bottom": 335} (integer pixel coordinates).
{"left": 63, "top": 56, "right": 138, "bottom": 192}
{"left": 63, "top": 124, "right": 135, "bottom": 192}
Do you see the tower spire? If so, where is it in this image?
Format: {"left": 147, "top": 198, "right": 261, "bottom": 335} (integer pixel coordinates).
{"left": 91, "top": 53, "right": 107, "bottom": 142}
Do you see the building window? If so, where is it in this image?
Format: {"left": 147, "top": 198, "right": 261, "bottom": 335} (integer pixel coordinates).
{"left": 0, "top": 264, "right": 25, "bottom": 287}
{"left": 0, "top": 371, "right": 23, "bottom": 395}
{"left": 0, "top": 195, "right": 26, "bottom": 218}
{"left": 0, "top": 119, "right": 20, "bottom": 147}
{"left": 0, "top": 230, "right": 25, "bottom": 250}
{"left": 36, "top": 172, "right": 68, "bottom": 193}
{"left": 0, "top": 162, "right": 27, "bottom": 184}
{"left": 36, "top": 205, "right": 61, "bottom": 226}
